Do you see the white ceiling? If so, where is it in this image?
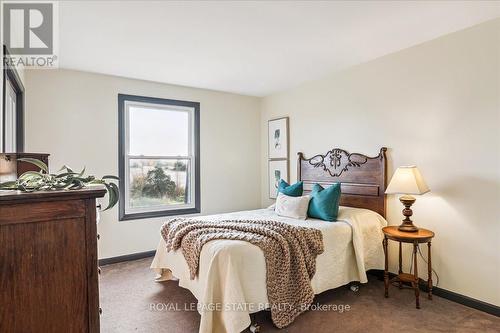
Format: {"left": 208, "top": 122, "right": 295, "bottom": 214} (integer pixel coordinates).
{"left": 59, "top": 1, "right": 500, "bottom": 97}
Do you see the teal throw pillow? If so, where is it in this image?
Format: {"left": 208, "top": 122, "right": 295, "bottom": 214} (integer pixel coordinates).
{"left": 277, "top": 180, "right": 303, "bottom": 197}
{"left": 307, "top": 183, "right": 341, "bottom": 221}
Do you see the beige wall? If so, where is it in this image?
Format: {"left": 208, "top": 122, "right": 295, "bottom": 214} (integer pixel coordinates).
{"left": 24, "top": 69, "right": 262, "bottom": 259}
{"left": 260, "top": 19, "right": 500, "bottom": 306}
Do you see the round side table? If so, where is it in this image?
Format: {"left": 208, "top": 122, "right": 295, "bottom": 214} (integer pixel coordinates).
{"left": 382, "top": 226, "right": 435, "bottom": 309}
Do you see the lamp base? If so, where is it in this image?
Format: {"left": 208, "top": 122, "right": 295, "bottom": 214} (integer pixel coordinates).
{"left": 398, "top": 222, "right": 419, "bottom": 232}
{"left": 398, "top": 195, "right": 419, "bottom": 232}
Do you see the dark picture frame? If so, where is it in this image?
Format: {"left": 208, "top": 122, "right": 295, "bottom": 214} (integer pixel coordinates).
{"left": 117, "top": 93, "right": 201, "bottom": 221}
{"left": 2, "top": 45, "right": 25, "bottom": 152}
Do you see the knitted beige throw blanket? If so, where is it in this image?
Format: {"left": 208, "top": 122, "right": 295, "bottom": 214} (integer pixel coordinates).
{"left": 161, "top": 218, "right": 324, "bottom": 328}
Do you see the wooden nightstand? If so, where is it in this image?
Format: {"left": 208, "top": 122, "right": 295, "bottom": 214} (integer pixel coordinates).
{"left": 382, "top": 226, "right": 435, "bottom": 309}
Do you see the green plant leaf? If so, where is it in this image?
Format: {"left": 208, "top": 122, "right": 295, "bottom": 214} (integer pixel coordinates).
{"left": 102, "top": 183, "right": 114, "bottom": 210}
{"left": 18, "top": 158, "right": 49, "bottom": 173}
{"left": 0, "top": 181, "right": 19, "bottom": 190}
{"left": 102, "top": 175, "right": 119, "bottom": 181}
{"left": 68, "top": 179, "right": 85, "bottom": 190}
{"left": 72, "top": 176, "right": 95, "bottom": 183}
{"left": 110, "top": 183, "right": 120, "bottom": 209}
{"left": 102, "top": 182, "right": 119, "bottom": 211}
{"left": 55, "top": 172, "right": 77, "bottom": 178}
{"left": 19, "top": 171, "right": 43, "bottom": 180}
{"left": 57, "top": 164, "right": 74, "bottom": 173}
{"left": 54, "top": 180, "right": 71, "bottom": 189}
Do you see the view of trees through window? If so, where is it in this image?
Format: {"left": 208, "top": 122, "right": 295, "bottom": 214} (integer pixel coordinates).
{"left": 129, "top": 159, "right": 190, "bottom": 209}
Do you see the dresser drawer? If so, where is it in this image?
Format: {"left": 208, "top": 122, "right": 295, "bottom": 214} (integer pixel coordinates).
{"left": 0, "top": 199, "right": 86, "bottom": 225}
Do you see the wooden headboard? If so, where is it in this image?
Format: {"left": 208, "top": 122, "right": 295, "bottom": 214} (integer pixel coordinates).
{"left": 297, "top": 147, "right": 387, "bottom": 217}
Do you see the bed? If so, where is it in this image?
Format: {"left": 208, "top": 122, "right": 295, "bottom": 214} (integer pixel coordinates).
{"left": 151, "top": 147, "right": 388, "bottom": 333}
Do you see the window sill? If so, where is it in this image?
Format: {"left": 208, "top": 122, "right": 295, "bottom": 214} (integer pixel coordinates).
{"left": 119, "top": 207, "right": 201, "bottom": 221}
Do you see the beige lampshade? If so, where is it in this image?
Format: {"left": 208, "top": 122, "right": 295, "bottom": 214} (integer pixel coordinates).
{"left": 385, "top": 166, "right": 430, "bottom": 195}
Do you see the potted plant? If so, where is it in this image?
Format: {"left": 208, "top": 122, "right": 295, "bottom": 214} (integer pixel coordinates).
{"left": 0, "top": 158, "right": 119, "bottom": 210}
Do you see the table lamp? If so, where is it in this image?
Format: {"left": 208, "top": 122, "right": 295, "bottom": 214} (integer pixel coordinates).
{"left": 385, "top": 166, "right": 430, "bottom": 232}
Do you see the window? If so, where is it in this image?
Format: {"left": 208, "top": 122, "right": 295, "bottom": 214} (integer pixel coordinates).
{"left": 118, "top": 94, "right": 200, "bottom": 221}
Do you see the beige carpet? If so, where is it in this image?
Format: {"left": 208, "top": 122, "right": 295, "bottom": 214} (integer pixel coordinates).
{"left": 99, "top": 258, "right": 499, "bottom": 333}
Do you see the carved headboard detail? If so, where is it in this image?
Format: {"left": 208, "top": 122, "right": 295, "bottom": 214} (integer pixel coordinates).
{"left": 297, "top": 147, "right": 387, "bottom": 217}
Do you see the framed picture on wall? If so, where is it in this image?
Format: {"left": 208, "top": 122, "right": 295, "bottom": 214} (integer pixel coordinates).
{"left": 268, "top": 117, "right": 288, "bottom": 159}
{"left": 268, "top": 159, "right": 288, "bottom": 199}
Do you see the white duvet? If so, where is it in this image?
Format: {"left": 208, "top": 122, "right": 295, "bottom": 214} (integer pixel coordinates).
{"left": 150, "top": 206, "right": 387, "bottom": 333}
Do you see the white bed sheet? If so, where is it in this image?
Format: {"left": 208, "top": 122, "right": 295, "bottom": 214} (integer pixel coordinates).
{"left": 150, "top": 206, "right": 387, "bottom": 333}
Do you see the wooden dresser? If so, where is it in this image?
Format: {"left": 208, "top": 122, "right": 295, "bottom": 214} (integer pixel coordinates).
{"left": 0, "top": 188, "right": 106, "bottom": 332}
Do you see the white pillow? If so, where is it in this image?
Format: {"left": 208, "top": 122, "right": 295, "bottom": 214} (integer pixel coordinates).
{"left": 274, "top": 193, "right": 311, "bottom": 220}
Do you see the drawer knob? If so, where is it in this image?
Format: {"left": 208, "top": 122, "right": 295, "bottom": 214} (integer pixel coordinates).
{"left": 98, "top": 267, "right": 101, "bottom": 275}
{"left": 99, "top": 307, "right": 102, "bottom": 315}
{"left": 97, "top": 234, "right": 100, "bottom": 240}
